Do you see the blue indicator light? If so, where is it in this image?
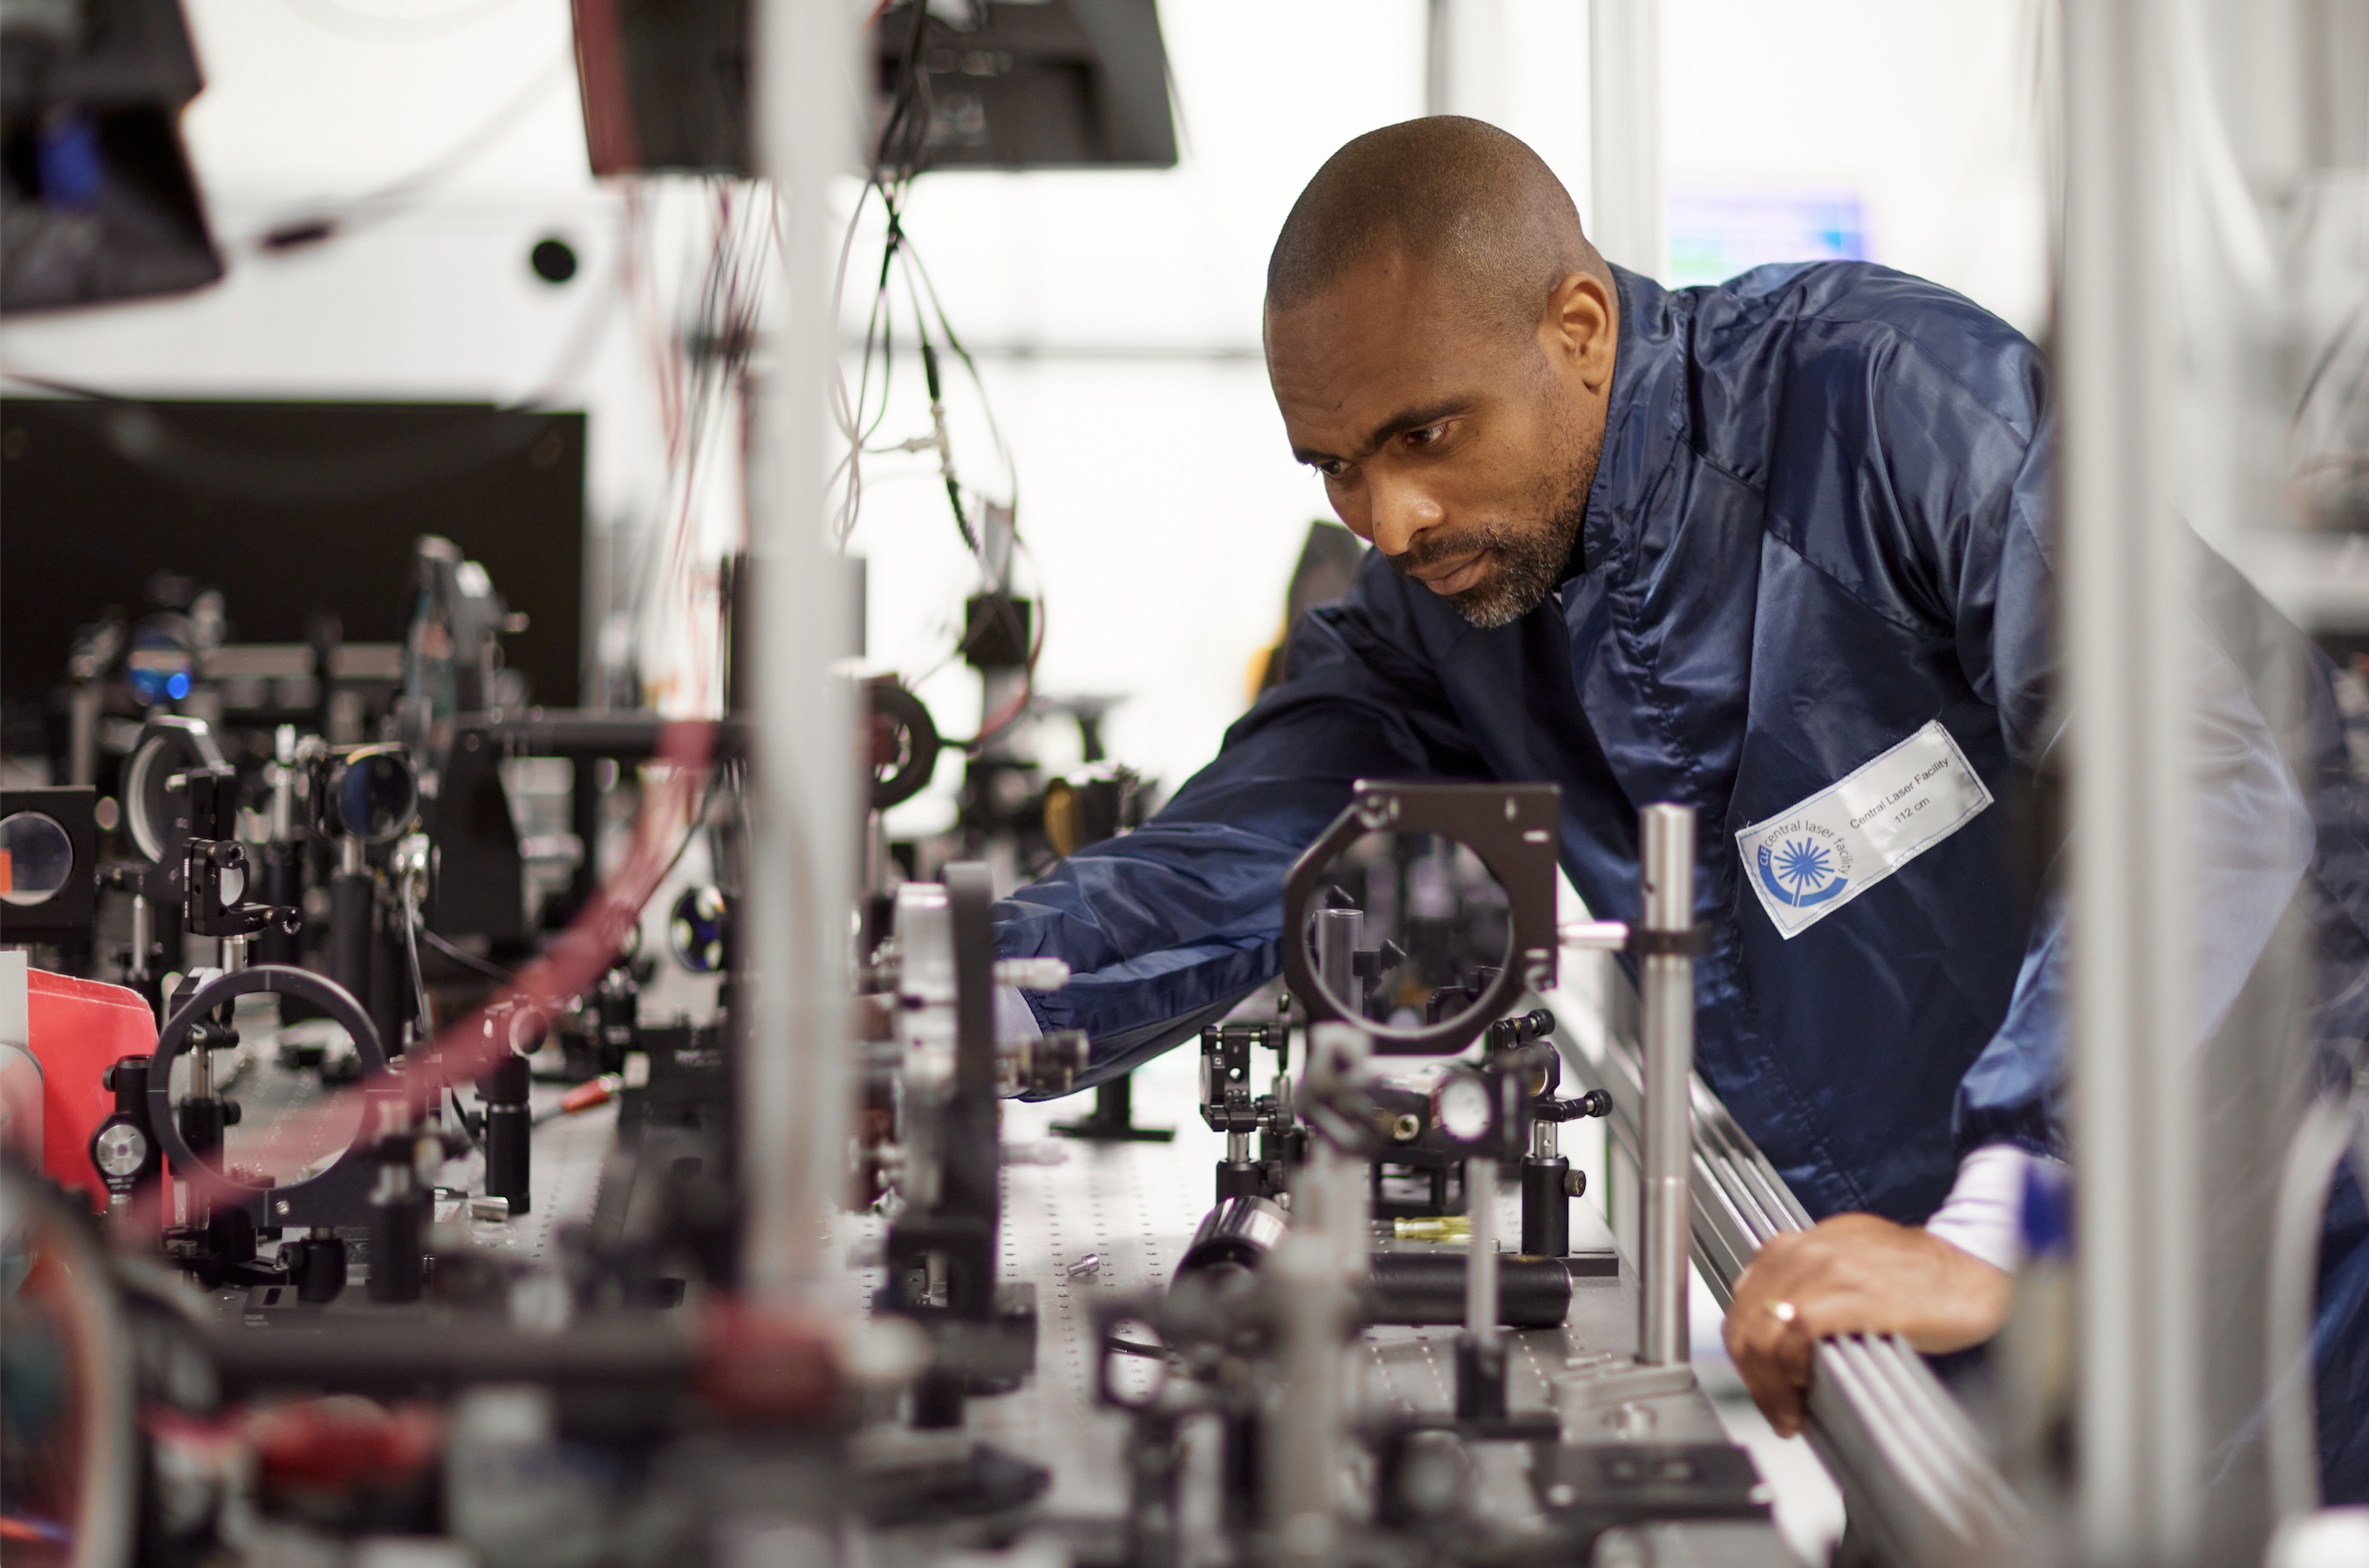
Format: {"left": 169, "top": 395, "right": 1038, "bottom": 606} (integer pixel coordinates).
{"left": 166, "top": 672, "right": 192, "bottom": 700}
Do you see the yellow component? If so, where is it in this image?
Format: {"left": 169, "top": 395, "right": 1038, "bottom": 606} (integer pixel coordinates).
{"left": 1392, "top": 1216, "right": 1472, "bottom": 1241}
{"left": 1043, "top": 778, "right": 1079, "bottom": 858}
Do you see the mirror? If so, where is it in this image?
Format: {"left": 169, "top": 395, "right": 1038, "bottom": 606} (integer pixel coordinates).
{"left": 121, "top": 718, "right": 225, "bottom": 863}
{"left": 0, "top": 812, "right": 73, "bottom": 906}
{"left": 334, "top": 747, "right": 419, "bottom": 842}
{"left": 1299, "top": 830, "right": 1513, "bottom": 1040}
{"left": 668, "top": 887, "right": 730, "bottom": 973}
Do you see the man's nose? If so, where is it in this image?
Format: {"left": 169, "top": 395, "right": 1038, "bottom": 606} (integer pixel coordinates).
{"left": 1366, "top": 473, "right": 1444, "bottom": 558}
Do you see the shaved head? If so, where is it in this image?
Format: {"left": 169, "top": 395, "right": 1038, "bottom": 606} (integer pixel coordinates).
{"left": 1266, "top": 116, "right": 1608, "bottom": 344}
{"left": 1262, "top": 119, "right": 1621, "bottom": 630}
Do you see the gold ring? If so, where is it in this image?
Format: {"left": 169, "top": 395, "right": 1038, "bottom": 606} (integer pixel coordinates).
{"left": 1766, "top": 1299, "right": 1799, "bottom": 1325}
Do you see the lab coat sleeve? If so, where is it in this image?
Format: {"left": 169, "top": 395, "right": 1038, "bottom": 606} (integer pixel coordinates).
{"left": 992, "top": 561, "right": 1489, "bottom": 1092}
{"left": 1856, "top": 314, "right": 2316, "bottom": 1163}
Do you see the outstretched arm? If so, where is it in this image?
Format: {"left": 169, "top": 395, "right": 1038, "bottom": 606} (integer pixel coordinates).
{"left": 993, "top": 557, "right": 1491, "bottom": 1091}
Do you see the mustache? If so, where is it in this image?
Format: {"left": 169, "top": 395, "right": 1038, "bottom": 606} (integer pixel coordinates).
{"left": 1384, "top": 523, "right": 1509, "bottom": 577}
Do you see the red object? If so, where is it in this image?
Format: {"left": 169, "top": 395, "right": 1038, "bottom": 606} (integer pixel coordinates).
{"left": 245, "top": 1399, "right": 444, "bottom": 1494}
{"left": 25, "top": 971, "right": 155, "bottom": 1211}
{"left": 700, "top": 1303, "right": 843, "bottom": 1423}
{"left": 561, "top": 1072, "right": 621, "bottom": 1114}
{"left": 570, "top": 0, "right": 641, "bottom": 175}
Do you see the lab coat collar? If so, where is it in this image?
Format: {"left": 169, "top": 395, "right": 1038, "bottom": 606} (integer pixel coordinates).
{"left": 1568, "top": 264, "right": 1684, "bottom": 585}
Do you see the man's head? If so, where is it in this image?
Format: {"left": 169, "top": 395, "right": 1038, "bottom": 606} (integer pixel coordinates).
{"left": 1265, "top": 118, "right": 1619, "bottom": 628}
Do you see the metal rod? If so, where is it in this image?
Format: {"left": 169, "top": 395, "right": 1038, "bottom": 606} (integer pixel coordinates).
{"left": 2062, "top": 0, "right": 2198, "bottom": 1558}
{"left": 128, "top": 895, "right": 152, "bottom": 980}
{"left": 743, "top": 0, "right": 856, "bottom": 1296}
{"left": 1465, "top": 1155, "right": 1499, "bottom": 1346}
{"left": 1314, "top": 907, "right": 1362, "bottom": 1018}
{"left": 1589, "top": 0, "right": 1665, "bottom": 280}
{"left": 1638, "top": 802, "right": 1694, "bottom": 1367}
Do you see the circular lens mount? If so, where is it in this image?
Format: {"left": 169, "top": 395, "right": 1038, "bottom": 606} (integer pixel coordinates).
{"left": 144, "top": 966, "right": 388, "bottom": 1227}
{"left": 0, "top": 811, "right": 75, "bottom": 906}
{"left": 1280, "top": 782, "right": 1560, "bottom": 1056}
{"left": 120, "top": 717, "right": 227, "bottom": 864}
{"left": 333, "top": 746, "right": 420, "bottom": 843}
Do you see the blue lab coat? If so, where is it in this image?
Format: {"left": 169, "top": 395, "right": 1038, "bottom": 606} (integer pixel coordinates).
{"left": 993, "top": 262, "right": 2369, "bottom": 1496}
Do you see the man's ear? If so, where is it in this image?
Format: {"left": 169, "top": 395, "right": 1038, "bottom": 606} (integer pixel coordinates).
{"left": 1541, "top": 271, "right": 1616, "bottom": 393}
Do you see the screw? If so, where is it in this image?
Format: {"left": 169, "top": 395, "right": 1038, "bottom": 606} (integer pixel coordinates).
{"left": 1563, "top": 1169, "right": 1587, "bottom": 1197}
{"left": 1392, "top": 1113, "right": 1421, "bottom": 1142}
{"left": 275, "top": 1201, "right": 290, "bottom": 1216}
{"left": 1067, "top": 1252, "right": 1102, "bottom": 1278}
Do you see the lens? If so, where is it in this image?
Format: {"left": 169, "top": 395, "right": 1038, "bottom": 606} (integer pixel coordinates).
{"left": 93, "top": 1122, "right": 148, "bottom": 1177}
{"left": 121, "top": 718, "right": 227, "bottom": 864}
{"left": 1300, "top": 829, "right": 1512, "bottom": 1041}
{"left": 668, "top": 886, "right": 731, "bottom": 974}
{"left": 337, "top": 747, "right": 419, "bottom": 842}
{"left": 217, "top": 859, "right": 246, "bottom": 909}
{"left": 0, "top": 812, "right": 73, "bottom": 906}
{"left": 1434, "top": 1072, "right": 1494, "bottom": 1143}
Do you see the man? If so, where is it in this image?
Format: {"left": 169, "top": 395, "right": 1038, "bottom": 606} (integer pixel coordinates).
{"left": 990, "top": 118, "right": 2369, "bottom": 1490}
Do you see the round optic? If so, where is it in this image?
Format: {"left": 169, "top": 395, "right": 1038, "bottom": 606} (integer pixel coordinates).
{"left": 1434, "top": 1074, "right": 1494, "bottom": 1144}
{"left": 506, "top": 1006, "right": 549, "bottom": 1053}
{"left": 0, "top": 812, "right": 74, "bottom": 906}
{"left": 217, "top": 861, "right": 246, "bottom": 909}
{"left": 121, "top": 719, "right": 226, "bottom": 864}
{"left": 126, "top": 629, "right": 195, "bottom": 707}
{"left": 336, "top": 747, "right": 419, "bottom": 842}
{"left": 93, "top": 1122, "right": 148, "bottom": 1177}
{"left": 668, "top": 886, "right": 730, "bottom": 974}
{"left": 1299, "top": 829, "right": 1513, "bottom": 1040}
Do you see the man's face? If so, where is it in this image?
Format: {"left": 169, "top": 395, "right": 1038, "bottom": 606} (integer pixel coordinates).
{"left": 1266, "top": 255, "right": 1616, "bottom": 628}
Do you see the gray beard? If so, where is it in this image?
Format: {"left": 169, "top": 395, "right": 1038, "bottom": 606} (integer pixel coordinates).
{"left": 1389, "top": 446, "right": 1598, "bottom": 630}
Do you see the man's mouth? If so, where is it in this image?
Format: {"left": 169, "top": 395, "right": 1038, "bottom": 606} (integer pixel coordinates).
{"left": 1416, "top": 551, "right": 1489, "bottom": 597}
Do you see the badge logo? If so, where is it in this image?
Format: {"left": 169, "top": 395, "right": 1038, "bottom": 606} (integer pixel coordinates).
{"left": 1756, "top": 832, "right": 1848, "bottom": 908}
{"left": 1733, "top": 719, "right": 1993, "bottom": 939}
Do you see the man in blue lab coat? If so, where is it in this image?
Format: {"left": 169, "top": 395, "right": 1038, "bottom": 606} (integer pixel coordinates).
{"left": 991, "top": 117, "right": 2369, "bottom": 1496}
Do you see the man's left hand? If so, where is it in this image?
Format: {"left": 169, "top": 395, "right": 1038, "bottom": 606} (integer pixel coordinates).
{"left": 1722, "top": 1214, "right": 2011, "bottom": 1438}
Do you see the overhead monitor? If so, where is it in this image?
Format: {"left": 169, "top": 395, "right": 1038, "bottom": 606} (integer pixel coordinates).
{"left": 569, "top": 0, "right": 1177, "bottom": 175}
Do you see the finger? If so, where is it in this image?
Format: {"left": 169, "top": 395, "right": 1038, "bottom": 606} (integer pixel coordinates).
{"left": 1728, "top": 1324, "right": 1801, "bottom": 1433}
{"left": 1771, "top": 1319, "right": 1818, "bottom": 1436}
{"left": 1762, "top": 1367, "right": 1806, "bottom": 1439}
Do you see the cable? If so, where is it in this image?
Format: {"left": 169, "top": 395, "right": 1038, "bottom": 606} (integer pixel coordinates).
{"left": 400, "top": 877, "right": 436, "bottom": 1053}
{"left": 421, "top": 925, "right": 514, "bottom": 984}
{"left": 243, "top": 51, "right": 574, "bottom": 255}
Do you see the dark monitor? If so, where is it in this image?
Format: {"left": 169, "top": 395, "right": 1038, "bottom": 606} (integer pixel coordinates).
{"left": 873, "top": 0, "right": 1178, "bottom": 172}
{"left": 570, "top": 0, "right": 1176, "bottom": 175}
{"left": 0, "top": 398, "right": 585, "bottom": 721}
{"left": 0, "top": 0, "right": 222, "bottom": 315}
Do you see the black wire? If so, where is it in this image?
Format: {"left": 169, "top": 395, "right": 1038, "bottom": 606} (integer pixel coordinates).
{"left": 655, "top": 766, "right": 731, "bottom": 894}
{"left": 421, "top": 924, "right": 514, "bottom": 983}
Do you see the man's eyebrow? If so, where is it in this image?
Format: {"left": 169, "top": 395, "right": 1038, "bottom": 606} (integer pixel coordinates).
{"left": 1292, "top": 399, "right": 1470, "bottom": 468}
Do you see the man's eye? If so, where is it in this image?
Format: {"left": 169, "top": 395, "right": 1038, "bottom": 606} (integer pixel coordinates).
{"left": 1406, "top": 423, "right": 1447, "bottom": 448}
{"left": 1316, "top": 460, "right": 1348, "bottom": 478}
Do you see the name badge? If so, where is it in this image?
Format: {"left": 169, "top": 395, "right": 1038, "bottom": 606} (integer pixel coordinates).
{"left": 1734, "top": 719, "right": 1993, "bottom": 939}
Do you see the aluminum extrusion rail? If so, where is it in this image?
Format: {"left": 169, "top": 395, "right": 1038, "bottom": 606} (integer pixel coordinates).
{"left": 1567, "top": 1029, "right": 2029, "bottom": 1565}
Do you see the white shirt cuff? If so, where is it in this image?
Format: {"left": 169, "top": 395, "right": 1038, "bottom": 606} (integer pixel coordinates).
{"left": 994, "top": 984, "right": 1042, "bottom": 1045}
{"left": 1922, "top": 1144, "right": 2058, "bottom": 1273}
